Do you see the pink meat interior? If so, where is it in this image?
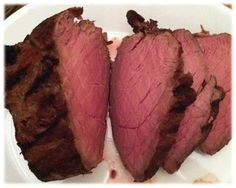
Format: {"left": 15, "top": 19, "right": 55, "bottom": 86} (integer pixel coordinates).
{"left": 54, "top": 12, "right": 110, "bottom": 169}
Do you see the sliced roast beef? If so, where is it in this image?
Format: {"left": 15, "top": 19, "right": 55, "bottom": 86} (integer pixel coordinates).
{"left": 173, "top": 29, "right": 208, "bottom": 92}
{"left": 163, "top": 29, "right": 224, "bottom": 173}
{"left": 196, "top": 33, "right": 231, "bottom": 154}
{"left": 109, "top": 10, "right": 196, "bottom": 181}
{"left": 5, "top": 7, "right": 110, "bottom": 181}
{"left": 164, "top": 75, "right": 224, "bottom": 173}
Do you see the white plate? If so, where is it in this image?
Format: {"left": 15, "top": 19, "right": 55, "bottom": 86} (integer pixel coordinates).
{"left": 4, "top": 4, "right": 232, "bottom": 183}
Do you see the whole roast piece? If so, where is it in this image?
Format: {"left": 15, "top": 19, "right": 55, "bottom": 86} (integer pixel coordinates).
{"left": 5, "top": 7, "right": 110, "bottom": 181}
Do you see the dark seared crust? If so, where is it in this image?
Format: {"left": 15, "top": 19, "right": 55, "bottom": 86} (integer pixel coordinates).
{"left": 23, "top": 118, "right": 88, "bottom": 181}
{"left": 5, "top": 45, "right": 19, "bottom": 65}
{"left": 126, "top": 10, "right": 158, "bottom": 34}
{"left": 5, "top": 8, "right": 87, "bottom": 182}
{"left": 126, "top": 10, "right": 172, "bottom": 35}
{"left": 6, "top": 63, "right": 29, "bottom": 91}
{"left": 210, "top": 86, "right": 225, "bottom": 118}
{"left": 25, "top": 55, "right": 59, "bottom": 97}
{"left": 200, "top": 85, "right": 225, "bottom": 138}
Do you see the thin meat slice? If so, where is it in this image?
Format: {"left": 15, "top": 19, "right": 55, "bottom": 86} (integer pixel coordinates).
{"left": 54, "top": 8, "right": 110, "bottom": 170}
{"left": 173, "top": 29, "right": 208, "bottom": 92}
{"left": 163, "top": 29, "right": 224, "bottom": 173}
{"left": 164, "top": 76, "right": 223, "bottom": 173}
{"left": 197, "top": 33, "right": 231, "bottom": 154}
{"left": 110, "top": 10, "right": 196, "bottom": 181}
{"left": 5, "top": 8, "right": 110, "bottom": 181}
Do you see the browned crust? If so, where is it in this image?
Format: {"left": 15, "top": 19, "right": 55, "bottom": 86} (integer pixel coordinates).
{"left": 5, "top": 7, "right": 88, "bottom": 182}
{"left": 126, "top": 10, "right": 172, "bottom": 35}
{"left": 126, "top": 10, "right": 158, "bottom": 34}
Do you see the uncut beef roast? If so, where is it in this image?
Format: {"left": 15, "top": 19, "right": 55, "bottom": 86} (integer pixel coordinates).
{"left": 109, "top": 10, "right": 196, "bottom": 181}
{"left": 5, "top": 7, "right": 110, "bottom": 181}
{"left": 163, "top": 29, "right": 224, "bottom": 173}
{"left": 196, "top": 33, "right": 231, "bottom": 154}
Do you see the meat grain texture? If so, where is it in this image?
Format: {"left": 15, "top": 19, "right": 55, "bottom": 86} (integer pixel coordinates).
{"left": 109, "top": 10, "right": 196, "bottom": 181}
{"left": 5, "top": 7, "right": 110, "bottom": 181}
{"left": 110, "top": 10, "right": 231, "bottom": 181}
{"left": 163, "top": 29, "right": 224, "bottom": 173}
{"left": 5, "top": 7, "right": 231, "bottom": 183}
{"left": 197, "top": 33, "right": 231, "bottom": 154}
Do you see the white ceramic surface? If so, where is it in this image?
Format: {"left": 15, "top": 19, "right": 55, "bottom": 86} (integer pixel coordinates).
{"left": 4, "top": 4, "right": 232, "bottom": 183}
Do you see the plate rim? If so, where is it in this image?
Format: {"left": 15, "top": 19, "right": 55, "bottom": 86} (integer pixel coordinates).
{"left": 4, "top": 4, "right": 232, "bottom": 27}
{"left": 4, "top": 4, "right": 232, "bottom": 183}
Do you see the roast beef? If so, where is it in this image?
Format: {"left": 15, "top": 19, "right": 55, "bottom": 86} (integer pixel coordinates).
{"left": 5, "top": 7, "right": 110, "bottom": 181}
{"left": 196, "top": 33, "right": 231, "bottom": 154}
{"left": 109, "top": 10, "right": 196, "bottom": 181}
{"left": 163, "top": 29, "right": 224, "bottom": 173}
